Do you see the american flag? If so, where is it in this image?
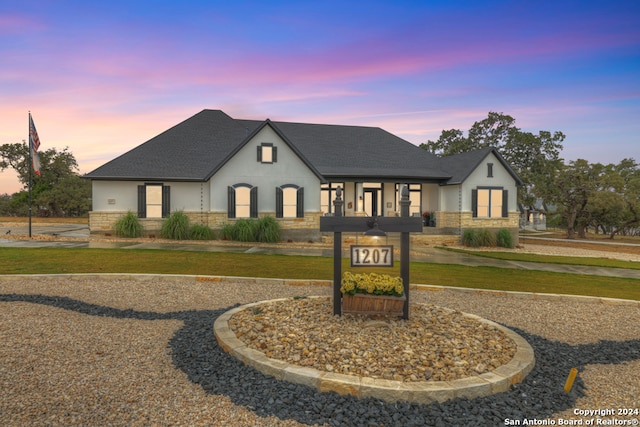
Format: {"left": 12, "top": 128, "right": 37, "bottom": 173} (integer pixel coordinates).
{"left": 29, "top": 114, "right": 41, "bottom": 176}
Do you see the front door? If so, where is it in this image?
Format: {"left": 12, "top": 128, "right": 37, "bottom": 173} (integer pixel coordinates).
{"left": 363, "top": 188, "right": 381, "bottom": 216}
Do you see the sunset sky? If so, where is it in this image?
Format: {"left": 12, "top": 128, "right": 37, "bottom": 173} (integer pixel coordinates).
{"left": 1, "top": 0, "right": 639, "bottom": 194}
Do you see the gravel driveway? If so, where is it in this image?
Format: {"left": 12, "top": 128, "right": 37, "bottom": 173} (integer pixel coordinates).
{"left": 1, "top": 273, "right": 638, "bottom": 426}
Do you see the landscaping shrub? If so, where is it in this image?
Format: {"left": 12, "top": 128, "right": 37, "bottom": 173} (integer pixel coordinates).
{"left": 233, "top": 218, "right": 258, "bottom": 242}
{"left": 463, "top": 228, "right": 497, "bottom": 247}
{"left": 255, "top": 216, "right": 280, "bottom": 243}
{"left": 161, "top": 211, "right": 190, "bottom": 240}
{"left": 462, "top": 229, "right": 481, "bottom": 247}
{"left": 114, "top": 211, "right": 143, "bottom": 238}
{"left": 218, "top": 216, "right": 281, "bottom": 242}
{"left": 219, "top": 223, "right": 235, "bottom": 241}
{"left": 497, "top": 228, "right": 514, "bottom": 248}
{"left": 190, "top": 224, "right": 215, "bottom": 240}
{"left": 478, "top": 229, "right": 497, "bottom": 247}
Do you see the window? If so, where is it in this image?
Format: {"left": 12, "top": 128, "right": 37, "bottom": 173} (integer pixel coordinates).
{"left": 137, "top": 184, "right": 170, "bottom": 218}
{"left": 228, "top": 184, "right": 258, "bottom": 218}
{"left": 257, "top": 143, "right": 277, "bottom": 163}
{"left": 146, "top": 185, "right": 162, "bottom": 218}
{"left": 321, "top": 182, "right": 344, "bottom": 215}
{"left": 235, "top": 186, "right": 251, "bottom": 218}
{"left": 276, "top": 185, "right": 304, "bottom": 218}
{"left": 395, "top": 183, "right": 421, "bottom": 216}
{"left": 472, "top": 188, "right": 507, "bottom": 218}
{"left": 487, "top": 163, "right": 494, "bottom": 178}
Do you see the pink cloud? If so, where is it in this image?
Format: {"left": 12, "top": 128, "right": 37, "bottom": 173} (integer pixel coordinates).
{"left": 0, "top": 14, "right": 45, "bottom": 34}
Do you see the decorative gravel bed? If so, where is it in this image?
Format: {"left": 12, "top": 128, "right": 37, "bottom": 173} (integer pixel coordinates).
{"left": 229, "top": 297, "right": 517, "bottom": 382}
{"left": 0, "top": 275, "right": 638, "bottom": 426}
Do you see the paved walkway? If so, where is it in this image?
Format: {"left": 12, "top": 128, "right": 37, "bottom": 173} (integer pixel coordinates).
{"left": 1, "top": 223, "right": 639, "bottom": 279}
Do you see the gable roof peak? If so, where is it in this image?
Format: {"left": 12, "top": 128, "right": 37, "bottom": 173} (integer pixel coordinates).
{"left": 439, "top": 146, "right": 523, "bottom": 186}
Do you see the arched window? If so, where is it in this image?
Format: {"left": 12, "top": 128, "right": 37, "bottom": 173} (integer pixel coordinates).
{"left": 276, "top": 185, "right": 304, "bottom": 218}
{"left": 228, "top": 184, "right": 258, "bottom": 218}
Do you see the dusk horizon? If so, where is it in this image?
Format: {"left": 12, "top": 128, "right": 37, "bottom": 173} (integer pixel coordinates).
{"left": 1, "top": 0, "right": 638, "bottom": 194}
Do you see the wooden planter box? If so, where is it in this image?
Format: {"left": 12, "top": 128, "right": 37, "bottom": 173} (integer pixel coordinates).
{"left": 342, "top": 293, "right": 406, "bottom": 316}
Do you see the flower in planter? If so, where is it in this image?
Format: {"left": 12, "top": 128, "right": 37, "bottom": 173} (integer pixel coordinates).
{"left": 341, "top": 271, "right": 404, "bottom": 297}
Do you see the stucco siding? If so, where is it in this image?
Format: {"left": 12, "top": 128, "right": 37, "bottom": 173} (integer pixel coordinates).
{"left": 422, "top": 184, "right": 439, "bottom": 213}
{"left": 440, "top": 184, "right": 462, "bottom": 212}
{"left": 167, "top": 182, "right": 207, "bottom": 212}
{"left": 92, "top": 180, "right": 209, "bottom": 214}
{"left": 92, "top": 181, "right": 140, "bottom": 212}
{"left": 463, "top": 152, "right": 519, "bottom": 212}
{"left": 210, "top": 126, "right": 321, "bottom": 213}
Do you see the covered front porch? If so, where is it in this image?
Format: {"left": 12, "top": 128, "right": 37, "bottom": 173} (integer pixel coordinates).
{"left": 320, "top": 181, "right": 440, "bottom": 225}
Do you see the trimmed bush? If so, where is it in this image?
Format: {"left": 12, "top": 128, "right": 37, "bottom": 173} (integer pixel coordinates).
{"left": 114, "top": 211, "right": 143, "bottom": 238}
{"left": 497, "top": 228, "right": 514, "bottom": 248}
{"left": 161, "top": 211, "right": 190, "bottom": 240}
{"left": 190, "top": 224, "right": 215, "bottom": 240}
{"left": 255, "top": 216, "right": 280, "bottom": 243}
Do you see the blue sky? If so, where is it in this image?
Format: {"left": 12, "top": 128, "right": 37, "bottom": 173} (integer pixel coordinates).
{"left": 1, "top": 0, "right": 639, "bottom": 193}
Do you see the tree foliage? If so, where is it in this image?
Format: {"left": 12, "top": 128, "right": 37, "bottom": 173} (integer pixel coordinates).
{"left": 420, "top": 112, "right": 565, "bottom": 206}
{"left": 540, "top": 158, "right": 640, "bottom": 239}
{"left": 588, "top": 159, "right": 640, "bottom": 238}
{"left": 423, "top": 112, "right": 638, "bottom": 239}
{"left": 0, "top": 142, "right": 90, "bottom": 217}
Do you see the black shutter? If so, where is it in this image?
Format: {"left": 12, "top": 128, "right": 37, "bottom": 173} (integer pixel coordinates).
{"left": 296, "top": 187, "right": 304, "bottom": 218}
{"left": 138, "top": 185, "right": 146, "bottom": 218}
{"left": 250, "top": 186, "right": 258, "bottom": 218}
{"left": 162, "top": 185, "right": 170, "bottom": 218}
{"left": 257, "top": 145, "right": 262, "bottom": 162}
{"left": 502, "top": 190, "right": 508, "bottom": 218}
{"left": 471, "top": 189, "right": 478, "bottom": 218}
{"left": 276, "top": 187, "right": 283, "bottom": 218}
{"left": 272, "top": 146, "right": 277, "bottom": 163}
{"left": 227, "top": 186, "right": 235, "bottom": 218}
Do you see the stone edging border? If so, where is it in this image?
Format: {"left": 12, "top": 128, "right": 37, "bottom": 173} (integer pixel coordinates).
{"left": 214, "top": 296, "right": 535, "bottom": 404}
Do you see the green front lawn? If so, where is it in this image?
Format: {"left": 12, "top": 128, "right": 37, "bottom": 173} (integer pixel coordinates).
{"left": 1, "top": 247, "right": 638, "bottom": 301}
{"left": 440, "top": 247, "right": 640, "bottom": 270}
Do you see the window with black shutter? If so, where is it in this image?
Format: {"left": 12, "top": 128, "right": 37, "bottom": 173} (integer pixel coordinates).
{"left": 228, "top": 184, "right": 258, "bottom": 218}
{"left": 473, "top": 187, "right": 506, "bottom": 218}
{"left": 257, "top": 143, "right": 277, "bottom": 164}
{"left": 276, "top": 184, "right": 304, "bottom": 218}
{"left": 138, "top": 184, "right": 170, "bottom": 218}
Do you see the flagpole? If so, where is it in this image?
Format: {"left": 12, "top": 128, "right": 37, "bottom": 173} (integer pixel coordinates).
{"left": 28, "top": 111, "right": 33, "bottom": 238}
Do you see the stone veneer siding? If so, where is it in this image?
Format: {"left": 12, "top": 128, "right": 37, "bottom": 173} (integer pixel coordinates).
{"left": 89, "top": 210, "right": 517, "bottom": 244}
{"left": 436, "top": 211, "right": 520, "bottom": 245}
{"left": 89, "top": 211, "right": 323, "bottom": 241}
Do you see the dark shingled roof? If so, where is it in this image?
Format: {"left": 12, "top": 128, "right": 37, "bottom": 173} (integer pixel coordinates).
{"left": 236, "top": 119, "right": 449, "bottom": 181}
{"left": 85, "top": 109, "right": 517, "bottom": 185}
{"left": 86, "top": 110, "right": 247, "bottom": 181}
{"left": 438, "top": 147, "right": 524, "bottom": 186}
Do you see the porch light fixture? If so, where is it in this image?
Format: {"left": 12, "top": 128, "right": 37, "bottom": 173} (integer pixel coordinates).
{"left": 364, "top": 216, "right": 386, "bottom": 237}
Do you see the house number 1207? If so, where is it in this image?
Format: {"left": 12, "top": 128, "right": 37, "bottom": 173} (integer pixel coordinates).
{"left": 350, "top": 245, "right": 394, "bottom": 267}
